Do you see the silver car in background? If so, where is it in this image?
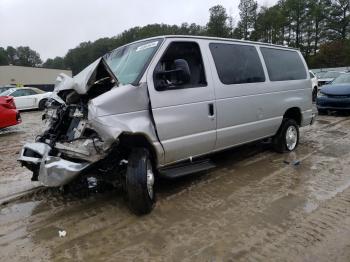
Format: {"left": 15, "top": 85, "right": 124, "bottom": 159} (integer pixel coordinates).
{"left": 19, "top": 36, "right": 314, "bottom": 215}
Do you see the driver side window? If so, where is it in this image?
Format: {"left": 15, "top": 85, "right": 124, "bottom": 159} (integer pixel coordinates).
{"left": 154, "top": 41, "right": 207, "bottom": 91}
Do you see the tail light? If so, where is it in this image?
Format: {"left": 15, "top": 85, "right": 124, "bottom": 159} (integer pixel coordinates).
{"left": 1, "top": 96, "right": 16, "bottom": 109}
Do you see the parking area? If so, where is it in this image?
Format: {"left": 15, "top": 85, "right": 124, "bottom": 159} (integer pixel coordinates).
{"left": 1, "top": 111, "right": 350, "bottom": 261}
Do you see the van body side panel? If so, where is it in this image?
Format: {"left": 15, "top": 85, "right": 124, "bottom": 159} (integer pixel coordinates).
{"left": 146, "top": 39, "right": 217, "bottom": 166}
{"left": 206, "top": 41, "right": 312, "bottom": 151}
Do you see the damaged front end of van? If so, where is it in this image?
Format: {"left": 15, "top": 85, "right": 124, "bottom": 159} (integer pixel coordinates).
{"left": 18, "top": 53, "right": 161, "bottom": 188}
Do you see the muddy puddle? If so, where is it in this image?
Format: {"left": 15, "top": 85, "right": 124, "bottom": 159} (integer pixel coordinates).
{"left": 1, "top": 112, "right": 350, "bottom": 261}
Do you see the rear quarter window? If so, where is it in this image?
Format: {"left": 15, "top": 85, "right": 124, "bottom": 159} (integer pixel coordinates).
{"left": 260, "top": 47, "right": 307, "bottom": 81}
{"left": 209, "top": 43, "right": 265, "bottom": 85}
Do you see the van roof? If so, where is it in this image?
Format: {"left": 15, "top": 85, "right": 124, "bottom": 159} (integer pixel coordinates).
{"left": 126, "top": 35, "right": 299, "bottom": 51}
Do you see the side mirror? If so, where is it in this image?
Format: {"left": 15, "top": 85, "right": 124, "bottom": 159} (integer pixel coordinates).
{"left": 155, "top": 59, "right": 191, "bottom": 89}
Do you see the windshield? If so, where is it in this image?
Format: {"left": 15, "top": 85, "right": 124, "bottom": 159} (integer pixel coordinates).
{"left": 0, "top": 89, "right": 14, "bottom": 96}
{"left": 104, "top": 39, "right": 162, "bottom": 85}
{"left": 316, "top": 71, "right": 327, "bottom": 78}
{"left": 332, "top": 73, "right": 350, "bottom": 84}
{"left": 322, "top": 71, "right": 341, "bottom": 78}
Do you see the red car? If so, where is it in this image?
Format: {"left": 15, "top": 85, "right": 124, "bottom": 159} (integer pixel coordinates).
{"left": 0, "top": 96, "right": 21, "bottom": 129}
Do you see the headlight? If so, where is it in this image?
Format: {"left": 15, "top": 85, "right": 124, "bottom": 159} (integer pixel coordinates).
{"left": 317, "top": 92, "right": 327, "bottom": 98}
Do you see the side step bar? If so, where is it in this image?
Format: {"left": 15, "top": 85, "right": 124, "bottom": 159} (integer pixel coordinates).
{"left": 159, "top": 159, "right": 216, "bottom": 179}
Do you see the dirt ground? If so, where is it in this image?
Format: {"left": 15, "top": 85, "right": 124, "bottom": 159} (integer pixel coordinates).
{"left": 1, "top": 111, "right": 350, "bottom": 261}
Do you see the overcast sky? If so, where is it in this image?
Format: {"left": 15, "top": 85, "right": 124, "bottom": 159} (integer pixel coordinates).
{"left": 0, "top": 0, "right": 277, "bottom": 61}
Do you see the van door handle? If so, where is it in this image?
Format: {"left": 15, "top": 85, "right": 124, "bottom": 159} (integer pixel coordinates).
{"left": 208, "top": 103, "right": 215, "bottom": 118}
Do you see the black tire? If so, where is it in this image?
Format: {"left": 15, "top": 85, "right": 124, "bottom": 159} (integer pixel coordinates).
{"left": 272, "top": 119, "right": 299, "bottom": 153}
{"left": 126, "top": 148, "right": 156, "bottom": 215}
{"left": 312, "top": 87, "right": 317, "bottom": 102}
{"left": 38, "top": 99, "right": 47, "bottom": 110}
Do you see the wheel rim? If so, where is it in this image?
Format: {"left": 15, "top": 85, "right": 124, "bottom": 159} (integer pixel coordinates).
{"left": 146, "top": 160, "right": 154, "bottom": 199}
{"left": 286, "top": 126, "right": 297, "bottom": 150}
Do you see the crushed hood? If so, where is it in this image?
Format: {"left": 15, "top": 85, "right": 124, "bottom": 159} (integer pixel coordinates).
{"left": 54, "top": 58, "right": 118, "bottom": 95}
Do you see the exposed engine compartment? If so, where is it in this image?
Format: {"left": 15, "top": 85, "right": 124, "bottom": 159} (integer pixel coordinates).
{"left": 18, "top": 58, "right": 127, "bottom": 187}
{"left": 38, "top": 103, "right": 105, "bottom": 162}
{"left": 36, "top": 58, "right": 118, "bottom": 163}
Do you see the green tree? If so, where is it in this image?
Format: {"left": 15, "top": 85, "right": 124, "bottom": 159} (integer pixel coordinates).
{"left": 64, "top": 42, "right": 94, "bottom": 74}
{"left": 327, "top": 0, "right": 350, "bottom": 40}
{"left": 43, "top": 57, "right": 66, "bottom": 69}
{"left": 282, "top": 0, "right": 308, "bottom": 48}
{"left": 6, "top": 46, "right": 17, "bottom": 65}
{"left": 206, "top": 5, "right": 230, "bottom": 37}
{"left": 252, "top": 5, "right": 285, "bottom": 44}
{"left": 309, "top": 39, "right": 350, "bottom": 67}
{"left": 16, "top": 46, "right": 42, "bottom": 66}
{"left": 309, "top": 0, "right": 331, "bottom": 54}
{"left": 238, "top": 0, "right": 258, "bottom": 39}
{"left": 61, "top": 23, "right": 206, "bottom": 74}
{"left": 3, "top": 46, "right": 42, "bottom": 67}
{"left": 0, "top": 47, "right": 8, "bottom": 65}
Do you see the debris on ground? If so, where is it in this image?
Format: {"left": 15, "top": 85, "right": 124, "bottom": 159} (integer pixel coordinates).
{"left": 292, "top": 160, "right": 301, "bottom": 166}
{"left": 58, "top": 230, "right": 67, "bottom": 238}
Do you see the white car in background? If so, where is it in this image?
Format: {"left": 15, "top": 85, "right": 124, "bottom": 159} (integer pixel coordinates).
{"left": 309, "top": 71, "right": 318, "bottom": 102}
{"left": 0, "top": 87, "right": 52, "bottom": 110}
{"left": 318, "top": 71, "right": 345, "bottom": 87}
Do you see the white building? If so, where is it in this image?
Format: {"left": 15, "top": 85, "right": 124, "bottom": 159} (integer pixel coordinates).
{"left": 0, "top": 65, "right": 72, "bottom": 91}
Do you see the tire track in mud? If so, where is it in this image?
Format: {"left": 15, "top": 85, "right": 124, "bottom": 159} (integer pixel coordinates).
{"left": 2, "top": 115, "right": 350, "bottom": 261}
{"left": 235, "top": 188, "right": 350, "bottom": 262}
{"left": 41, "top": 117, "right": 350, "bottom": 261}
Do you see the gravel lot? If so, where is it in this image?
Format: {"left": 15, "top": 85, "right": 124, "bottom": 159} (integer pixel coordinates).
{"left": 1, "top": 111, "right": 350, "bottom": 261}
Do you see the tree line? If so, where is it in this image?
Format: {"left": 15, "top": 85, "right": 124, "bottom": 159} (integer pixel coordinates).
{"left": 1, "top": 0, "right": 349, "bottom": 74}
{"left": 0, "top": 46, "right": 41, "bottom": 67}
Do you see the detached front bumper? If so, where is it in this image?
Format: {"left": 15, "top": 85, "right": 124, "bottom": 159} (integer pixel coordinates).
{"left": 18, "top": 143, "right": 89, "bottom": 187}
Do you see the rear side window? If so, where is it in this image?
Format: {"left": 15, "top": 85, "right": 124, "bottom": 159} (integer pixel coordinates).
{"left": 260, "top": 47, "right": 307, "bottom": 81}
{"left": 27, "top": 89, "right": 37, "bottom": 95}
{"left": 12, "top": 90, "right": 27, "bottom": 97}
{"left": 209, "top": 43, "right": 265, "bottom": 85}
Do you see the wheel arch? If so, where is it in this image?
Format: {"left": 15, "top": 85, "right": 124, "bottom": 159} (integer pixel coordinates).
{"left": 283, "top": 107, "right": 302, "bottom": 126}
{"left": 118, "top": 132, "right": 159, "bottom": 168}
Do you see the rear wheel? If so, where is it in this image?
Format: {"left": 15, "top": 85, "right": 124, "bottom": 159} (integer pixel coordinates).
{"left": 38, "top": 99, "right": 47, "bottom": 110}
{"left": 272, "top": 119, "right": 299, "bottom": 153}
{"left": 125, "top": 148, "right": 156, "bottom": 215}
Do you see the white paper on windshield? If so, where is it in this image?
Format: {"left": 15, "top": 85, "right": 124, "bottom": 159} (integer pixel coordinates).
{"left": 136, "top": 41, "right": 158, "bottom": 52}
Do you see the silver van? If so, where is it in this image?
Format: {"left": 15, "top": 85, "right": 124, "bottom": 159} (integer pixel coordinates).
{"left": 19, "top": 36, "right": 314, "bottom": 215}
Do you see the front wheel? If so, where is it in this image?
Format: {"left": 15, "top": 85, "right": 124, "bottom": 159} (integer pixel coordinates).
{"left": 38, "top": 99, "right": 47, "bottom": 110}
{"left": 126, "top": 148, "right": 156, "bottom": 215}
{"left": 272, "top": 119, "right": 299, "bottom": 153}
